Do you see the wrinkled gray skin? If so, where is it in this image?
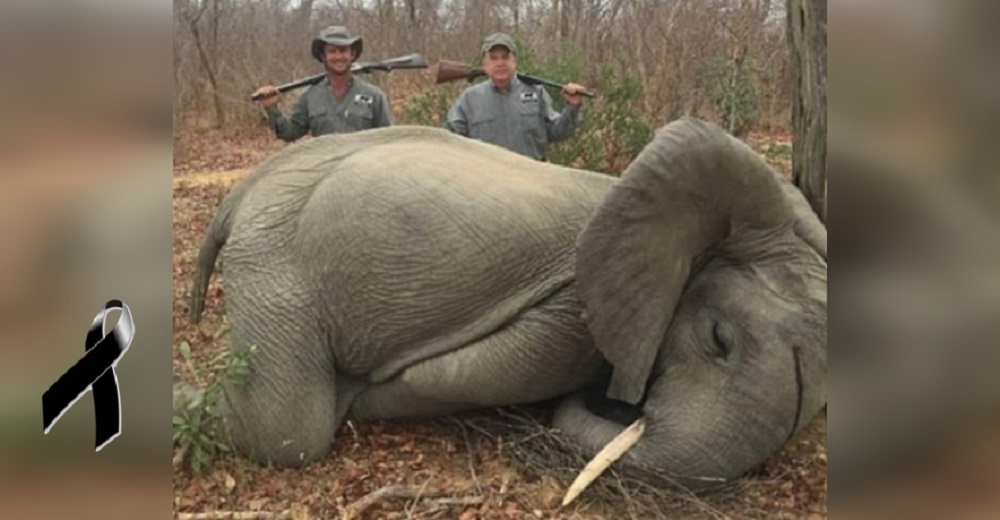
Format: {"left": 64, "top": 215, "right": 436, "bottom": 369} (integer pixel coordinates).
{"left": 180, "top": 117, "right": 827, "bottom": 490}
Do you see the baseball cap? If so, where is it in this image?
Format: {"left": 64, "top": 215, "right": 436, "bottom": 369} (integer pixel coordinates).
{"left": 481, "top": 33, "right": 516, "bottom": 55}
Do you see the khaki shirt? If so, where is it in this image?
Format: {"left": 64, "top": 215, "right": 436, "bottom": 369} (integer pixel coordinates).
{"left": 445, "top": 77, "right": 580, "bottom": 160}
{"left": 267, "top": 76, "right": 392, "bottom": 141}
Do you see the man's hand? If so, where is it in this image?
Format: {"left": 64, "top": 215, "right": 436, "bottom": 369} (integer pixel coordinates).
{"left": 562, "top": 83, "right": 587, "bottom": 107}
{"left": 254, "top": 85, "right": 280, "bottom": 109}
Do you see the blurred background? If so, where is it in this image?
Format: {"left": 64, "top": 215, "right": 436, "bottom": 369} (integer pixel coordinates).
{"left": 0, "top": 0, "right": 174, "bottom": 518}
{"left": 830, "top": 0, "right": 1000, "bottom": 518}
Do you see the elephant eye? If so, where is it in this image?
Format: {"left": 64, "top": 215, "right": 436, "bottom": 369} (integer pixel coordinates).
{"left": 712, "top": 321, "right": 733, "bottom": 360}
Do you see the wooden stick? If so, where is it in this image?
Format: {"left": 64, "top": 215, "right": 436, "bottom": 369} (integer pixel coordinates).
{"left": 341, "top": 485, "right": 481, "bottom": 520}
{"left": 423, "top": 496, "right": 485, "bottom": 508}
{"left": 561, "top": 418, "right": 645, "bottom": 507}
{"left": 176, "top": 511, "right": 291, "bottom": 520}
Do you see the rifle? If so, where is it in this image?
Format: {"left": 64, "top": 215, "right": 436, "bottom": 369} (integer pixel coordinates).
{"left": 250, "top": 53, "right": 429, "bottom": 101}
{"left": 434, "top": 59, "right": 595, "bottom": 98}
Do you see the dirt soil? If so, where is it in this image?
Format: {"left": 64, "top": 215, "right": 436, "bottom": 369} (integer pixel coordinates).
{"left": 172, "top": 130, "right": 826, "bottom": 520}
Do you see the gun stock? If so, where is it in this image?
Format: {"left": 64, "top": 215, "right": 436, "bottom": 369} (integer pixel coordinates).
{"left": 435, "top": 60, "right": 485, "bottom": 84}
{"left": 251, "top": 53, "right": 429, "bottom": 101}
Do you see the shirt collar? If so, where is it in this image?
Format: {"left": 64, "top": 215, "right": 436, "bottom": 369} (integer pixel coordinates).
{"left": 326, "top": 74, "right": 355, "bottom": 90}
{"left": 489, "top": 75, "right": 520, "bottom": 94}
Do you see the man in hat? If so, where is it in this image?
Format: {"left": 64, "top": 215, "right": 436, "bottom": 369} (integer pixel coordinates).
{"left": 253, "top": 26, "right": 392, "bottom": 142}
{"left": 445, "top": 33, "right": 587, "bottom": 161}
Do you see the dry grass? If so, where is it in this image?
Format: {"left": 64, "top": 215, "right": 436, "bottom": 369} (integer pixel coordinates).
{"left": 172, "top": 126, "right": 823, "bottom": 519}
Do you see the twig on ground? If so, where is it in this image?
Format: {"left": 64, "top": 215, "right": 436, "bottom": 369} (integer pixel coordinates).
{"left": 341, "top": 485, "right": 482, "bottom": 520}
{"left": 422, "top": 496, "right": 485, "bottom": 514}
{"left": 615, "top": 474, "right": 640, "bottom": 520}
{"left": 453, "top": 417, "right": 484, "bottom": 496}
{"left": 176, "top": 511, "right": 291, "bottom": 520}
{"left": 402, "top": 479, "right": 431, "bottom": 518}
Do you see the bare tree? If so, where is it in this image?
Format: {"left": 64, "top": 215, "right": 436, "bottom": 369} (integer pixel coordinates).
{"left": 296, "top": 0, "right": 314, "bottom": 35}
{"left": 787, "top": 0, "right": 827, "bottom": 222}
{"left": 182, "top": 0, "right": 225, "bottom": 125}
{"left": 173, "top": 0, "right": 795, "bottom": 143}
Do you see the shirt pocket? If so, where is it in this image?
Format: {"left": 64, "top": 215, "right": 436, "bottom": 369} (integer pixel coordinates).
{"left": 518, "top": 102, "right": 543, "bottom": 140}
{"left": 345, "top": 102, "right": 375, "bottom": 129}
{"left": 307, "top": 103, "right": 329, "bottom": 134}
{"left": 468, "top": 113, "right": 497, "bottom": 139}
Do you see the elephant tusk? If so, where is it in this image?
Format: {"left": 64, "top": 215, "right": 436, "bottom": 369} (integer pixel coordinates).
{"left": 561, "top": 417, "right": 645, "bottom": 507}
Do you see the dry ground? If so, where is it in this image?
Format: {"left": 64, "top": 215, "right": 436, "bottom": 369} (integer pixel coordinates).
{"left": 172, "top": 128, "right": 826, "bottom": 520}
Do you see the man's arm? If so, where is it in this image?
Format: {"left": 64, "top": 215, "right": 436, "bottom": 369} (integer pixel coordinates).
{"left": 266, "top": 94, "right": 310, "bottom": 142}
{"left": 445, "top": 92, "right": 470, "bottom": 136}
{"left": 542, "top": 88, "right": 581, "bottom": 143}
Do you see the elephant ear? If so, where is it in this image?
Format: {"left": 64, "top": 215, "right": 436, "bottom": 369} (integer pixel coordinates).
{"left": 779, "top": 178, "right": 827, "bottom": 260}
{"left": 577, "top": 117, "right": 794, "bottom": 405}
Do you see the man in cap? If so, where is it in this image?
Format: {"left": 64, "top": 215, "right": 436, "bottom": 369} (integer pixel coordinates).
{"left": 253, "top": 26, "right": 392, "bottom": 142}
{"left": 445, "top": 33, "right": 587, "bottom": 161}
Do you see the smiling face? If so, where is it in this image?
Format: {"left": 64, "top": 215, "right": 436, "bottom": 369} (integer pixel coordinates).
{"left": 482, "top": 47, "right": 516, "bottom": 88}
{"left": 323, "top": 44, "right": 355, "bottom": 75}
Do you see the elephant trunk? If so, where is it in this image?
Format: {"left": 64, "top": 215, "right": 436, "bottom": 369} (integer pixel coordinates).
{"left": 553, "top": 392, "right": 767, "bottom": 492}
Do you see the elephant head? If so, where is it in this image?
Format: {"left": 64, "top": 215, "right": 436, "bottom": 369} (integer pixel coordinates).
{"left": 559, "top": 117, "right": 827, "bottom": 489}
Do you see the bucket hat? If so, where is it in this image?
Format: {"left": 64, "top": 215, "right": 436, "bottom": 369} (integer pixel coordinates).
{"left": 311, "top": 25, "right": 363, "bottom": 62}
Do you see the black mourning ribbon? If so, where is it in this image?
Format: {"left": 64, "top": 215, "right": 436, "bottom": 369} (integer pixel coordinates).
{"left": 42, "top": 300, "right": 136, "bottom": 451}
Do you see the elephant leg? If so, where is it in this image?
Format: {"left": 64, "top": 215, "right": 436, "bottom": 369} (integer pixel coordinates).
{"left": 213, "top": 271, "right": 338, "bottom": 467}
{"left": 350, "top": 285, "right": 605, "bottom": 421}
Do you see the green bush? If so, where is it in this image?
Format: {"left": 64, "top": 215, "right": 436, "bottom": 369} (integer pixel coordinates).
{"left": 545, "top": 62, "right": 653, "bottom": 175}
{"left": 173, "top": 325, "right": 256, "bottom": 475}
{"left": 400, "top": 84, "right": 462, "bottom": 127}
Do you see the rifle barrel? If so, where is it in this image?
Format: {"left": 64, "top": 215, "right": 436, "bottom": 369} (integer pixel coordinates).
{"left": 250, "top": 54, "right": 428, "bottom": 102}
{"left": 517, "top": 73, "right": 596, "bottom": 98}
{"left": 250, "top": 73, "right": 326, "bottom": 101}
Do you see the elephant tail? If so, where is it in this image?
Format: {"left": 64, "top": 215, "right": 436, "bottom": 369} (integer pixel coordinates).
{"left": 190, "top": 197, "right": 235, "bottom": 324}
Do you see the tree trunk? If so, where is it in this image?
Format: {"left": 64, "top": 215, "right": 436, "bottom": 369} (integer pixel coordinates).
{"left": 726, "top": 44, "right": 744, "bottom": 136}
{"left": 787, "top": 0, "right": 826, "bottom": 223}
{"left": 404, "top": 0, "right": 418, "bottom": 49}
{"left": 296, "top": 0, "right": 314, "bottom": 34}
{"left": 187, "top": 1, "right": 225, "bottom": 126}
{"left": 512, "top": 0, "right": 519, "bottom": 34}
{"left": 558, "top": 0, "right": 570, "bottom": 43}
